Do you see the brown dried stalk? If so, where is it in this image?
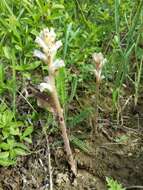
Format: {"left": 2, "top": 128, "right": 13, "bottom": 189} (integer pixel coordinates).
{"left": 48, "top": 59, "right": 76, "bottom": 176}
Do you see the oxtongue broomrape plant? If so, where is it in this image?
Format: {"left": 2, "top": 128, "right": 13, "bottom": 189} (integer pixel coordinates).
{"left": 92, "top": 52, "right": 106, "bottom": 137}
{"left": 33, "top": 28, "right": 77, "bottom": 176}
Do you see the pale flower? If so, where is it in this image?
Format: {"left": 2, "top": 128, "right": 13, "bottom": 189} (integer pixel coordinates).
{"left": 51, "top": 59, "right": 65, "bottom": 73}
{"left": 93, "top": 52, "right": 104, "bottom": 65}
{"left": 41, "top": 28, "right": 56, "bottom": 44}
{"left": 49, "top": 40, "right": 62, "bottom": 57}
{"left": 35, "top": 27, "right": 62, "bottom": 58}
{"left": 35, "top": 36, "right": 48, "bottom": 51}
{"left": 92, "top": 52, "right": 106, "bottom": 69}
{"left": 33, "top": 49, "right": 47, "bottom": 62}
{"left": 34, "top": 27, "right": 64, "bottom": 74}
{"left": 92, "top": 52, "right": 106, "bottom": 82}
{"left": 44, "top": 76, "right": 50, "bottom": 83}
{"left": 93, "top": 69, "right": 105, "bottom": 82}
{"left": 48, "top": 28, "right": 56, "bottom": 42}
{"left": 38, "top": 82, "right": 53, "bottom": 92}
{"left": 55, "top": 40, "right": 62, "bottom": 50}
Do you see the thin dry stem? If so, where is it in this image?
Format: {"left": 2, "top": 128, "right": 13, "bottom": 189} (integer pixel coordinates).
{"left": 48, "top": 58, "right": 77, "bottom": 176}
{"left": 92, "top": 52, "right": 106, "bottom": 139}
{"left": 95, "top": 81, "right": 99, "bottom": 133}
{"left": 91, "top": 80, "right": 100, "bottom": 142}
{"left": 44, "top": 130, "right": 53, "bottom": 190}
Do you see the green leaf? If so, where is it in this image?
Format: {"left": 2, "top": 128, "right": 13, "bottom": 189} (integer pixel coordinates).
{"left": 68, "top": 108, "right": 92, "bottom": 128}
{"left": 0, "top": 151, "right": 9, "bottom": 159}
{"left": 23, "top": 137, "right": 32, "bottom": 144}
{"left": 11, "top": 121, "right": 23, "bottom": 128}
{"left": 12, "top": 61, "right": 40, "bottom": 71}
{"left": 7, "top": 138, "right": 15, "bottom": 149}
{"left": 68, "top": 76, "right": 78, "bottom": 103}
{"left": 70, "top": 135, "right": 91, "bottom": 154}
{"left": 14, "top": 143, "right": 29, "bottom": 151}
{"left": 9, "top": 126, "right": 20, "bottom": 136}
{"left": 0, "top": 159, "right": 16, "bottom": 166}
{"left": 0, "top": 64, "right": 4, "bottom": 82}
{"left": 9, "top": 149, "right": 16, "bottom": 158}
{"left": 106, "top": 177, "right": 125, "bottom": 190}
{"left": 115, "top": 135, "right": 128, "bottom": 143}
{"left": 3, "top": 46, "right": 11, "bottom": 59}
{"left": 15, "top": 45, "right": 22, "bottom": 51}
{"left": 0, "top": 104, "right": 7, "bottom": 113}
{"left": 0, "top": 142, "right": 10, "bottom": 150}
{"left": 2, "top": 130, "right": 9, "bottom": 139}
{"left": 56, "top": 67, "right": 68, "bottom": 106}
{"left": 21, "top": 126, "right": 33, "bottom": 139}
{"left": 14, "top": 148, "right": 27, "bottom": 156}
{"left": 2, "top": 110, "right": 14, "bottom": 125}
{"left": 52, "top": 4, "right": 64, "bottom": 9}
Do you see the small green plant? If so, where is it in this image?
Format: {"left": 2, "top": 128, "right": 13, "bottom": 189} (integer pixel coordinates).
{"left": 0, "top": 103, "right": 33, "bottom": 166}
{"left": 115, "top": 135, "right": 128, "bottom": 143}
{"left": 106, "top": 177, "right": 125, "bottom": 190}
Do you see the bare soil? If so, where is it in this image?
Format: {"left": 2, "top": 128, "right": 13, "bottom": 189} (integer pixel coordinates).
{"left": 0, "top": 102, "right": 143, "bottom": 190}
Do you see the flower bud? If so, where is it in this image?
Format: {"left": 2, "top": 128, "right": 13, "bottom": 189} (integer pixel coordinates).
{"left": 92, "top": 52, "right": 106, "bottom": 82}
{"left": 38, "top": 82, "right": 53, "bottom": 92}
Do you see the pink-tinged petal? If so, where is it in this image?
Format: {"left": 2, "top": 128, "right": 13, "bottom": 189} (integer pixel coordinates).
{"left": 33, "top": 50, "right": 47, "bottom": 62}
{"left": 44, "top": 76, "right": 50, "bottom": 83}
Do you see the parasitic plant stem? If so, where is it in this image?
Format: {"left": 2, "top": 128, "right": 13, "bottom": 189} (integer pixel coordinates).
{"left": 34, "top": 28, "right": 76, "bottom": 176}
{"left": 48, "top": 59, "right": 76, "bottom": 175}
{"left": 92, "top": 52, "right": 106, "bottom": 137}
{"left": 94, "top": 80, "right": 99, "bottom": 135}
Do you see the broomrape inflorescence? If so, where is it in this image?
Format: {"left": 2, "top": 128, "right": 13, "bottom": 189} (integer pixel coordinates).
{"left": 33, "top": 27, "right": 77, "bottom": 176}
{"left": 92, "top": 52, "right": 106, "bottom": 137}
{"left": 34, "top": 28, "right": 63, "bottom": 62}
{"left": 92, "top": 52, "right": 107, "bottom": 83}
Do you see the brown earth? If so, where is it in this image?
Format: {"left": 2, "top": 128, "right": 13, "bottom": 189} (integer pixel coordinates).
{"left": 0, "top": 98, "right": 143, "bottom": 190}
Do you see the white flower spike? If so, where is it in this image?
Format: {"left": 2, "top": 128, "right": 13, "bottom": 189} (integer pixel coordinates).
{"left": 35, "top": 27, "right": 62, "bottom": 59}
{"left": 92, "top": 52, "right": 106, "bottom": 82}
{"left": 33, "top": 27, "right": 77, "bottom": 176}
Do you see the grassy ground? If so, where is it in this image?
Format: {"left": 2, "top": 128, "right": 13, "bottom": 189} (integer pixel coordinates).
{"left": 0, "top": 0, "right": 143, "bottom": 189}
